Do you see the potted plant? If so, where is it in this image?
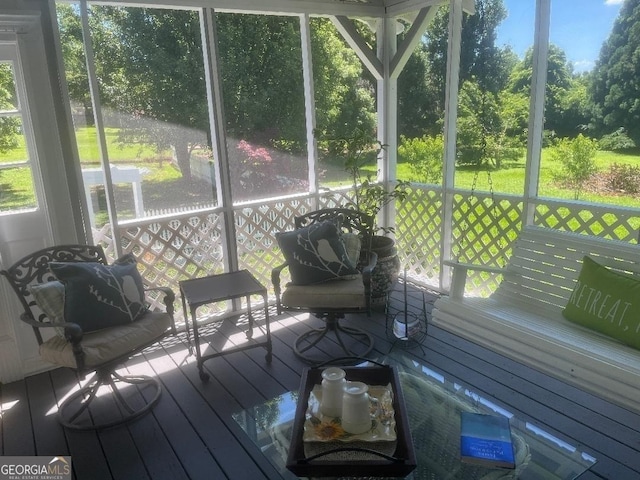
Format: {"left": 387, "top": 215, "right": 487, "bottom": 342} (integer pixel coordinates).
{"left": 316, "top": 128, "right": 409, "bottom": 304}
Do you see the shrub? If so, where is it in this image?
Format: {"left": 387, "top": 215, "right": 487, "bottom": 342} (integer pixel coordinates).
{"left": 550, "top": 134, "right": 599, "bottom": 200}
{"left": 399, "top": 134, "right": 443, "bottom": 184}
{"left": 599, "top": 128, "right": 636, "bottom": 151}
{"left": 605, "top": 163, "right": 640, "bottom": 194}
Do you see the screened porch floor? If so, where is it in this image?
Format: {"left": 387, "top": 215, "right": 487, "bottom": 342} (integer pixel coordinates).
{"left": 1, "top": 284, "right": 639, "bottom": 480}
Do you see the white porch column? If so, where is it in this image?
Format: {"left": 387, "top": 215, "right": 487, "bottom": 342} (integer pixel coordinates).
{"left": 440, "top": 0, "right": 464, "bottom": 291}
{"left": 333, "top": 8, "right": 440, "bottom": 235}
{"left": 523, "top": 0, "right": 551, "bottom": 226}
{"left": 299, "top": 14, "right": 320, "bottom": 209}
{"left": 377, "top": 17, "right": 398, "bottom": 234}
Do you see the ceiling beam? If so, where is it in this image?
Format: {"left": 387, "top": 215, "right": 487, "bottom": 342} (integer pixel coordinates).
{"left": 386, "top": 0, "right": 474, "bottom": 16}
{"left": 390, "top": 5, "right": 436, "bottom": 78}
{"left": 331, "top": 15, "right": 383, "bottom": 80}
{"left": 76, "top": 0, "right": 386, "bottom": 16}
{"left": 69, "top": 0, "right": 471, "bottom": 18}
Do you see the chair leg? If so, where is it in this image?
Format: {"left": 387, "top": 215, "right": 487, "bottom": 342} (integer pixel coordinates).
{"left": 57, "top": 368, "right": 162, "bottom": 431}
{"left": 334, "top": 323, "right": 373, "bottom": 358}
{"left": 293, "top": 314, "right": 374, "bottom": 363}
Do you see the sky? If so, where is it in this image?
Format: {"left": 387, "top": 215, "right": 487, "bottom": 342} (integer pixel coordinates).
{"left": 496, "top": 0, "right": 625, "bottom": 73}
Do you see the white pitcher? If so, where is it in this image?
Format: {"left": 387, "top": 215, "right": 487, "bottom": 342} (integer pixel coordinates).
{"left": 341, "top": 381, "right": 371, "bottom": 434}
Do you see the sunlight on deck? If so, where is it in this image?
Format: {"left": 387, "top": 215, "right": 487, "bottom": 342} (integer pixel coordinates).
{"left": 1, "top": 400, "right": 19, "bottom": 416}
{"left": 220, "top": 313, "right": 305, "bottom": 352}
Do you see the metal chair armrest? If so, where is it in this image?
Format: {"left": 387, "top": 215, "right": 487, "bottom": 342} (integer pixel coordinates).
{"left": 271, "top": 262, "right": 289, "bottom": 313}
{"left": 19, "top": 311, "right": 83, "bottom": 341}
{"left": 360, "top": 251, "right": 377, "bottom": 284}
{"left": 144, "top": 286, "right": 176, "bottom": 333}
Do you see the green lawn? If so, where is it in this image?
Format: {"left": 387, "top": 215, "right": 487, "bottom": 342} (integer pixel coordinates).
{"left": 2, "top": 126, "right": 640, "bottom": 212}
{"left": 392, "top": 148, "right": 640, "bottom": 208}
{"left": 74, "top": 127, "right": 164, "bottom": 165}
{"left": 0, "top": 127, "right": 174, "bottom": 211}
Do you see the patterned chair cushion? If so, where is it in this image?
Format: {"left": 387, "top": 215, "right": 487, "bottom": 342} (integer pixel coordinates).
{"left": 49, "top": 254, "right": 148, "bottom": 333}
{"left": 277, "top": 221, "right": 359, "bottom": 285}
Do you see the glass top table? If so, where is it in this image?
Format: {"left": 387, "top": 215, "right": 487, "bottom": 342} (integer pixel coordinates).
{"left": 233, "top": 355, "right": 596, "bottom": 479}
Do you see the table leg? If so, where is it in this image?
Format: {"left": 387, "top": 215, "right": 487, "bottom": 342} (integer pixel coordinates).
{"left": 191, "top": 308, "right": 210, "bottom": 382}
{"left": 263, "top": 293, "right": 273, "bottom": 363}
{"left": 180, "top": 292, "right": 194, "bottom": 355}
{"left": 246, "top": 295, "right": 254, "bottom": 340}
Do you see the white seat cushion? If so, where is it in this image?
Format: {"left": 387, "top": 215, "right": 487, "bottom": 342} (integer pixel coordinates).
{"left": 281, "top": 275, "right": 365, "bottom": 309}
{"left": 40, "top": 311, "right": 171, "bottom": 369}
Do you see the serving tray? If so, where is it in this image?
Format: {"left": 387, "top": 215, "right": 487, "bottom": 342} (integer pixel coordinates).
{"left": 286, "top": 362, "right": 417, "bottom": 478}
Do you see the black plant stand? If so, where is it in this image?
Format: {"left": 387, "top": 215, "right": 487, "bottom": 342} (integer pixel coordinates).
{"left": 385, "top": 270, "right": 428, "bottom": 354}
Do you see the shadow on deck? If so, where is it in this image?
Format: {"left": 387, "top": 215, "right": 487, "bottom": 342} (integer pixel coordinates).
{"left": 1, "top": 284, "right": 638, "bottom": 479}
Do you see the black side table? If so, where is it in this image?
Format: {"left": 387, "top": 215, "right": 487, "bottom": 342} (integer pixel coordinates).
{"left": 179, "top": 270, "right": 273, "bottom": 381}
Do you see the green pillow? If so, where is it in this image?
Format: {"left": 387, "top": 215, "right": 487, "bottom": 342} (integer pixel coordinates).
{"left": 562, "top": 256, "right": 640, "bottom": 350}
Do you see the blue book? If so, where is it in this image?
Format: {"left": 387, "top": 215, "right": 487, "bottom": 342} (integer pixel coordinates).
{"left": 460, "top": 412, "right": 515, "bottom": 469}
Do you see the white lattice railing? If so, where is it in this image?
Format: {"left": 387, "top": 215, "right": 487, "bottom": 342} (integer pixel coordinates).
{"left": 534, "top": 198, "right": 640, "bottom": 242}
{"left": 396, "top": 186, "right": 443, "bottom": 286}
{"left": 92, "top": 186, "right": 640, "bottom": 321}
{"left": 448, "top": 190, "right": 524, "bottom": 295}
{"left": 235, "top": 197, "right": 315, "bottom": 288}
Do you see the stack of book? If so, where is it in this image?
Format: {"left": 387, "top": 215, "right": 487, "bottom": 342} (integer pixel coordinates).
{"left": 460, "top": 412, "right": 516, "bottom": 469}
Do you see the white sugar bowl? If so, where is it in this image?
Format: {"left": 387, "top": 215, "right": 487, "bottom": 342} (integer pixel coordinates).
{"left": 320, "top": 367, "right": 346, "bottom": 417}
{"left": 341, "top": 381, "right": 371, "bottom": 434}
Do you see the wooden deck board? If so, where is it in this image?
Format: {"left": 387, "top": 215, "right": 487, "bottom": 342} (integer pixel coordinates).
{"left": 1, "top": 284, "right": 638, "bottom": 479}
{"left": 48, "top": 368, "right": 114, "bottom": 480}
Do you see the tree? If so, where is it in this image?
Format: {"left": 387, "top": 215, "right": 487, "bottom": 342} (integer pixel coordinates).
{"left": 310, "top": 18, "right": 376, "bottom": 148}
{"left": 398, "top": 45, "right": 441, "bottom": 139}
{"left": 507, "top": 44, "right": 587, "bottom": 138}
{"left": 422, "top": 0, "right": 512, "bottom": 113}
{"left": 217, "top": 14, "right": 306, "bottom": 148}
{"left": 556, "top": 74, "right": 591, "bottom": 138}
{"left": 97, "top": 7, "right": 209, "bottom": 182}
{"left": 590, "top": 0, "right": 640, "bottom": 145}
{"left": 399, "top": 134, "right": 443, "bottom": 184}
{"left": 410, "top": 0, "right": 516, "bottom": 163}
{"left": 456, "top": 79, "right": 503, "bottom": 167}
{"left": 56, "top": 5, "right": 92, "bottom": 125}
{"left": 57, "top": 8, "right": 376, "bottom": 182}
{"left": 459, "top": 0, "right": 510, "bottom": 94}
{"left": 0, "top": 64, "right": 20, "bottom": 154}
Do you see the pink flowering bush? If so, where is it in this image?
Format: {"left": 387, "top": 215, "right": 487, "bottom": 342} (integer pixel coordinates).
{"left": 229, "top": 138, "right": 308, "bottom": 201}
{"left": 234, "top": 140, "right": 277, "bottom": 195}
{"left": 237, "top": 140, "right": 274, "bottom": 166}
